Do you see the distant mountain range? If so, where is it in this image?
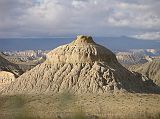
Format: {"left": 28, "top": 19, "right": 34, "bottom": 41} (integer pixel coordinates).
{"left": 3, "top": 50, "right": 47, "bottom": 62}
{"left": 0, "top": 36, "right": 160, "bottom": 51}
{"left": 116, "top": 49, "right": 160, "bottom": 65}
{"left": 94, "top": 36, "right": 160, "bottom": 50}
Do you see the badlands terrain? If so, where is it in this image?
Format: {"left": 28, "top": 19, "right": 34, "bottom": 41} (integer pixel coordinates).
{"left": 0, "top": 35, "right": 160, "bottom": 119}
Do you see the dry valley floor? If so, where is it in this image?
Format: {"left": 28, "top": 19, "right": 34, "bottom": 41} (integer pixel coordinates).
{"left": 0, "top": 93, "right": 160, "bottom": 119}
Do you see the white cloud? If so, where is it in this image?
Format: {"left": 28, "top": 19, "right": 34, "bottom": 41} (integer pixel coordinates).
{"left": 72, "top": 0, "right": 87, "bottom": 8}
{"left": 133, "top": 32, "right": 160, "bottom": 40}
{"left": 0, "top": 0, "right": 160, "bottom": 37}
{"left": 105, "top": 1, "right": 160, "bottom": 28}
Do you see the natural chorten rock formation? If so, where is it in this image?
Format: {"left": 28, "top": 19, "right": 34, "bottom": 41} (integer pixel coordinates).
{"left": 1, "top": 35, "right": 159, "bottom": 95}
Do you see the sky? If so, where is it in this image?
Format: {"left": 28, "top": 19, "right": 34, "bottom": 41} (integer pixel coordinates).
{"left": 0, "top": 0, "right": 160, "bottom": 40}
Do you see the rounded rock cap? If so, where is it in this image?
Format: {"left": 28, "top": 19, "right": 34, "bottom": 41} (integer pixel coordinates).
{"left": 47, "top": 35, "right": 117, "bottom": 63}
{"left": 72, "top": 35, "right": 96, "bottom": 44}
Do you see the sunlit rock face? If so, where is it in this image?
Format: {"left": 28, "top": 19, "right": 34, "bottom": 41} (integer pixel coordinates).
{"left": 0, "top": 71, "right": 15, "bottom": 90}
{"left": 2, "top": 35, "right": 159, "bottom": 95}
{"left": 47, "top": 35, "right": 117, "bottom": 64}
{"left": 128, "top": 61, "right": 160, "bottom": 87}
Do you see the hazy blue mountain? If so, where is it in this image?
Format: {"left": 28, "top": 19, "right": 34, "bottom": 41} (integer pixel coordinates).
{"left": 0, "top": 36, "right": 160, "bottom": 51}
{"left": 95, "top": 36, "right": 160, "bottom": 50}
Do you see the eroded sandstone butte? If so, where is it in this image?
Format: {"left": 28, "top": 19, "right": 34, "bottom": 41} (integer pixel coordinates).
{"left": 1, "top": 35, "right": 159, "bottom": 94}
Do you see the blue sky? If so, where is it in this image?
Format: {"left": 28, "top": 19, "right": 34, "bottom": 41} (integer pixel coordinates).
{"left": 0, "top": 0, "right": 160, "bottom": 40}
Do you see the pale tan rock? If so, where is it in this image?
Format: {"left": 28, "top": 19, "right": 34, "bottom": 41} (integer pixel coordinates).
{"left": 128, "top": 61, "right": 160, "bottom": 86}
{"left": 1, "top": 35, "right": 159, "bottom": 95}
{"left": 47, "top": 35, "right": 116, "bottom": 64}
{"left": 0, "top": 71, "right": 15, "bottom": 90}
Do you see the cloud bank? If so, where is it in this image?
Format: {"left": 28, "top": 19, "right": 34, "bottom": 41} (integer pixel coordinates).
{"left": 133, "top": 32, "right": 160, "bottom": 40}
{"left": 0, "top": 0, "right": 160, "bottom": 39}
